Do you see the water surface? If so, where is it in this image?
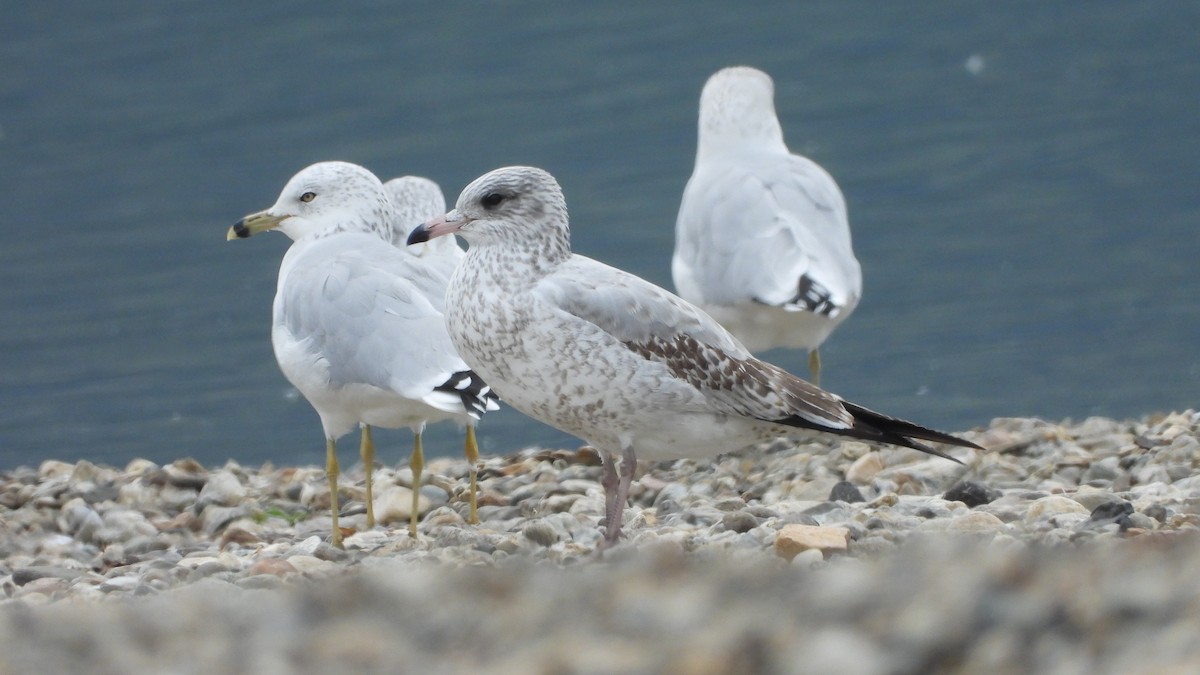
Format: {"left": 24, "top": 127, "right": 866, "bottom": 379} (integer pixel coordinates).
{"left": 1, "top": 1, "right": 1197, "bottom": 469}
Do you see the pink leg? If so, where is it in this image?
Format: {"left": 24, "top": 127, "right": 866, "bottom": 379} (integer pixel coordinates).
{"left": 600, "top": 450, "right": 620, "bottom": 539}
{"left": 602, "top": 446, "right": 638, "bottom": 547}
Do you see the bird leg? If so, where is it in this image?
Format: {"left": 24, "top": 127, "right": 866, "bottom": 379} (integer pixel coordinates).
{"left": 360, "top": 424, "right": 376, "bottom": 529}
{"left": 464, "top": 425, "right": 481, "bottom": 524}
{"left": 808, "top": 348, "right": 822, "bottom": 387}
{"left": 601, "top": 446, "right": 638, "bottom": 548}
{"left": 326, "top": 437, "right": 343, "bottom": 549}
{"left": 409, "top": 431, "right": 424, "bottom": 538}
{"left": 600, "top": 450, "right": 620, "bottom": 542}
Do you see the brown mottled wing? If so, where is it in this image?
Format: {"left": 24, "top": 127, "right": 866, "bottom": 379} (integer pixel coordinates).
{"left": 535, "top": 256, "right": 854, "bottom": 430}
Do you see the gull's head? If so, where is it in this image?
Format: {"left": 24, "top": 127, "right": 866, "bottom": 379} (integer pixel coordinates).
{"left": 407, "top": 166, "right": 569, "bottom": 256}
{"left": 384, "top": 175, "right": 456, "bottom": 254}
{"left": 697, "top": 66, "right": 785, "bottom": 156}
{"left": 228, "top": 161, "right": 392, "bottom": 242}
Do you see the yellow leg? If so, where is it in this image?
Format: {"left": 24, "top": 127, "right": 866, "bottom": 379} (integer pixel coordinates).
{"left": 326, "top": 437, "right": 343, "bottom": 549}
{"left": 360, "top": 424, "right": 376, "bottom": 530}
{"left": 808, "top": 348, "right": 822, "bottom": 388}
{"left": 464, "top": 425, "right": 480, "bottom": 525}
{"left": 409, "top": 431, "right": 424, "bottom": 539}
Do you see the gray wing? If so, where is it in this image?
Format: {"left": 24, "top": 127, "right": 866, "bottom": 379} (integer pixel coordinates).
{"left": 278, "top": 236, "right": 470, "bottom": 406}
{"left": 675, "top": 154, "right": 861, "bottom": 315}
{"left": 534, "top": 256, "right": 853, "bottom": 429}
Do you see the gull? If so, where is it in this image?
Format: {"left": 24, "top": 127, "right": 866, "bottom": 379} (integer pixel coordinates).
{"left": 408, "top": 166, "right": 980, "bottom": 548}
{"left": 228, "top": 161, "right": 498, "bottom": 547}
{"left": 674, "top": 66, "right": 862, "bottom": 386}
{"left": 383, "top": 175, "right": 485, "bottom": 522}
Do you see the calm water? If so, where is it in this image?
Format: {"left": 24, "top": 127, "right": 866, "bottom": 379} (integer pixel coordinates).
{"left": 2, "top": 1, "right": 1197, "bottom": 469}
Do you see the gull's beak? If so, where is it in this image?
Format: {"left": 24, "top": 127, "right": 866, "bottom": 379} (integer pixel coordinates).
{"left": 227, "top": 210, "right": 286, "bottom": 240}
{"left": 407, "top": 210, "right": 470, "bottom": 246}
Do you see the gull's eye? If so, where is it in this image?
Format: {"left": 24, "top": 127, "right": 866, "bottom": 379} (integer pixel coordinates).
{"left": 481, "top": 192, "right": 505, "bottom": 209}
{"left": 300, "top": 191, "right": 317, "bottom": 203}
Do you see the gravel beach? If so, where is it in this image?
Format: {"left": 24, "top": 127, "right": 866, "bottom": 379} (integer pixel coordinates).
{"left": 3, "top": 411, "right": 1199, "bottom": 674}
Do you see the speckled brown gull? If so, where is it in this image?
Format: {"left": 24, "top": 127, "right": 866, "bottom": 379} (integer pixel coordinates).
{"left": 408, "top": 165, "right": 980, "bottom": 549}
{"left": 228, "top": 161, "right": 498, "bottom": 547}
{"left": 674, "top": 66, "right": 862, "bottom": 386}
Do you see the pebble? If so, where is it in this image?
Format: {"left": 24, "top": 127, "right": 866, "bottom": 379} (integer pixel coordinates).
{"left": 775, "top": 524, "right": 851, "bottom": 560}
{"left": 0, "top": 412, "right": 1198, "bottom": 671}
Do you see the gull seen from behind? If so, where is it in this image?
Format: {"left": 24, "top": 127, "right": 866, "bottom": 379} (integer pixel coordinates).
{"left": 674, "top": 66, "right": 862, "bottom": 386}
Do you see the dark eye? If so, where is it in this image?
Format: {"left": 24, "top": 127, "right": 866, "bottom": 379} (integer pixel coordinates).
{"left": 481, "top": 192, "right": 505, "bottom": 208}
{"left": 300, "top": 191, "right": 316, "bottom": 203}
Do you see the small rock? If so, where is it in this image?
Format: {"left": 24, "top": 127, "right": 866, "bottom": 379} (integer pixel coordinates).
{"left": 1089, "top": 500, "right": 1134, "bottom": 526}
{"left": 828, "top": 481, "right": 865, "bottom": 503}
{"left": 237, "top": 575, "right": 287, "bottom": 590}
{"left": 219, "top": 525, "right": 263, "bottom": 549}
{"left": 202, "top": 506, "right": 250, "bottom": 536}
{"left": 124, "top": 458, "right": 160, "bottom": 475}
{"left": 342, "top": 530, "right": 389, "bottom": 550}
{"left": 523, "top": 520, "right": 561, "bottom": 547}
{"left": 774, "top": 524, "right": 850, "bottom": 561}
{"left": 845, "top": 452, "right": 884, "bottom": 484}
{"left": 373, "top": 485, "right": 432, "bottom": 525}
{"left": 58, "top": 497, "right": 103, "bottom": 543}
{"left": 1026, "top": 495, "right": 1089, "bottom": 522}
{"left": 288, "top": 536, "right": 324, "bottom": 557}
{"left": 195, "top": 470, "right": 247, "bottom": 508}
{"left": 943, "top": 481, "right": 998, "bottom": 508}
{"left": 928, "top": 511, "right": 1007, "bottom": 534}
{"left": 722, "top": 510, "right": 759, "bottom": 534}
{"left": 287, "top": 555, "right": 340, "bottom": 576}
{"left": 164, "top": 458, "right": 209, "bottom": 491}
{"left": 38, "top": 460, "right": 75, "bottom": 480}
{"left": 246, "top": 558, "right": 298, "bottom": 577}
{"left": 1142, "top": 504, "right": 1169, "bottom": 523}
{"left": 789, "top": 548, "right": 825, "bottom": 568}
{"left": 12, "top": 566, "right": 84, "bottom": 587}
{"left": 99, "top": 575, "right": 141, "bottom": 593}
{"left": 97, "top": 509, "right": 158, "bottom": 545}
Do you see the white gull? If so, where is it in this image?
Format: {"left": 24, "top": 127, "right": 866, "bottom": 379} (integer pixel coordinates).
{"left": 408, "top": 166, "right": 979, "bottom": 548}
{"left": 381, "top": 175, "right": 487, "bottom": 522}
{"left": 674, "top": 66, "right": 862, "bottom": 386}
{"left": 229, "top": 161, "right": 498, "bottom": 547}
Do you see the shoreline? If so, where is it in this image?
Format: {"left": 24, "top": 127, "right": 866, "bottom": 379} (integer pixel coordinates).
{"left": 2, "top": 411, "right": 1199, "bottom": 672}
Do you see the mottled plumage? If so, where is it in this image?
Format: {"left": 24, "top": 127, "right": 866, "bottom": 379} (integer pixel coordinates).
{"left": 408, "top": 166, "right": 978, "bottom": 548}
{"left": 674, "top": 66, "right": 862, "bottom": 385}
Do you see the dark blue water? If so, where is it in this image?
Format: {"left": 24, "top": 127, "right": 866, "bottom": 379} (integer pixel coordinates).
{"left": 2, "top": 1, "right": 1197, "bottom": 469}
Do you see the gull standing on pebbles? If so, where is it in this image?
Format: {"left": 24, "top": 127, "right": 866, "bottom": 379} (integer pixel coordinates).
{"left": 382, "top": 175, "right": 487, "bottom": 523}
{"left": 228, "top": 161, "right": 498, "bottom": 547}
{"left": 408, "top": 166, "right": 980, "bottom": 549}
{"left": 674, "top": 66, "right": 862, "bottom": 386}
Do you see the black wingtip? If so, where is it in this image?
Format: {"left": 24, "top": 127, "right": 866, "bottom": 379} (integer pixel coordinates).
{"left": 775, "top": 400, "right": 981, "bottom": 463}
{"left": 840, "top": 401, "right": 982, "bottom": 462}
{"left": 435, "top": 370, "right": 501, "bottom": 419}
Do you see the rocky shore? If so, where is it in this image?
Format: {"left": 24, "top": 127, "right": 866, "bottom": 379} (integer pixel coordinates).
{"left": 2, "top": 411, "right": 1199, "bottom": 673}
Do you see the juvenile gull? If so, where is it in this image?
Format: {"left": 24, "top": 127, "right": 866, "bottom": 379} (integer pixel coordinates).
{"left": 674, "top": 66, "right": 862, "bottom": 386}
{"left": 228, "top": 161, "right": 498, "bottom": 546}
{"left": 408, "top": 166, "right": 980, "bottom": 548}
